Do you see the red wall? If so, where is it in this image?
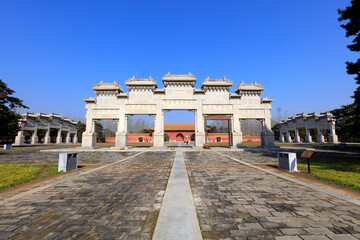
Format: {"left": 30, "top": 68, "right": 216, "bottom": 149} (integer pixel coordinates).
{"left": 104, "top": 134, "right": 261, "bottom": 143}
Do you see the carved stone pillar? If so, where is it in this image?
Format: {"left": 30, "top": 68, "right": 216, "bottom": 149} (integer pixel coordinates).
{"left": 260, "top": 119, "right": 275, "bottom": 147}
{"left": 56, "top": 128, "right": 62, "bottom": 144}
{"left": 14, "top": 130, "right": 25, "bottom": 145}
{"left": 317, "top": 129, "right": 325, "bottom": 143}
{"left": 195, "top": 110, "right": 205, "bottom": 147}
{"left": 65, "top": 131, "right": 71, "bottom": 143}
{"left": 82, "top": 120, "right": 97, "bottom": 148}
{"left": 31, "top": 128, "right": 38, "bottom": 145}
{"left": 153, "top": 111, "right": 164, "bottom": 147}
{"left": 329, "top": 120, "right": 338, "bottom": 143}
{"left": 294, "top": 127, "right": 300, "bottom": 143}
{"left": 73, "top": 132, "right": 78, "bottom": 144}
{"left": 232, "top": 117, "right": 243, "bottom": 148}
{"left": 305, "top": 124, "right": 312, "bottom": 143}
{"left": 285, "top": 131, "right": 291, "bottom": 142}
{"left": 279, "top": 131, "right": 285, "bottom": 142}
{"left": 115, "top": 115, "right": 128, "bottom": 148}
{"left": 44, "top": 128, "right": 51, "bottom": 144}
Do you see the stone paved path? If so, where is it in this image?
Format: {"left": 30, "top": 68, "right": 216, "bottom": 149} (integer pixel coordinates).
{"left": 0, "top": 148, "right": 137, "bottom": 164}
{"left": 185, "top": 151, "right": 360, "bottom": 240}
{"left": 0, "top": 151, "right": 174, "bottom": 240}
{"left": 153, "top": 150, "right": 201, "bottom": 240}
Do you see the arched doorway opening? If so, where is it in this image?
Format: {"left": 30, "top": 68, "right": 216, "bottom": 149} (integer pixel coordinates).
{"left": 175, "top": 133, "right": 184, "bottom": 142}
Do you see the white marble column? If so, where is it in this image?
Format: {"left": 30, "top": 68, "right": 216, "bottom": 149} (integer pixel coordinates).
{"left": 285, "top": 131, "right": 291, "bottom": 142}
{"left": 115, "top": 115, "right": 128, "bottom": 148}
{"left": 329, "top": 120, "right": 338, "bottom": 143}
{"left": 195, "top": 109, "right": 206, "bottom": 147}
{"left": 14, "top": 130, "right": 25, "bottom": 145}
{"left": 82, "top": 120, "right": 97, "bottom": 148}
{"left": 305, "top": 124, "right": 312, "bottom": 143}
{"left": 73, "top": 132, "right": 78, "bottom": 144}
{"left": 294, "top": 128, "right": 300, "bottom": 143}
{"left": 44, "top": 128, "right": 51, "bottom": 144}
{"left": 232, "top": 114, "right": 243, "bottom": 148}
{"left": 153, "top": 111, "right": 164, "bottom": 147}
{"left": 65, "top": 131, "right": 71, "bottom": 143}
{"left": 279, "top": 131, "right": 285, "bottom": 142}
{"left": 56, "top": 128, "right": 62, "bottom": 144}
{"left": 317, "top": 128, "right": 325, "bottom": 143}
{"left": 31, "top": 128, "right": 38, "bottom": 145}
{"left": 260, "top": 118, "right": 275, "bottom": 147}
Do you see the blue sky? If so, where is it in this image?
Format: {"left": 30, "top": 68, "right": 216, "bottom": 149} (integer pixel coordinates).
{"left": 0, "top": 0, "right": 356, "bottom": 123}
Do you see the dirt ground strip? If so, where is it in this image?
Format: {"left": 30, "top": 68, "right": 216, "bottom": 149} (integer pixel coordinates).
{"left": 0, "top": 151, "right": 174, "bottom": 240}
{"left": 0, "top": 148, "right": 137, "bottom": 164}
{"left": 184, "top": 151, "right": 360, "bottom": 240}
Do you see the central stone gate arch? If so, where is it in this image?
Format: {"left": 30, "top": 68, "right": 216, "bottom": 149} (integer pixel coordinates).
{"left": 82, "top": 73, "right": 275, "bottom": 148}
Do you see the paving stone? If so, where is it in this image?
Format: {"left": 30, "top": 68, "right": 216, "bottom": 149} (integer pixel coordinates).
{"left": 0, "top": 151, "right": 174, "bottom": 239}
{"left": 184, "top": 151, "right": 360, "bottom": 240}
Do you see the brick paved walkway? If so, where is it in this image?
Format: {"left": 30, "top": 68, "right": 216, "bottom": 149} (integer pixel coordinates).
{"left": 0, "top": 151, "right": 174, "bottom": 239}
{"left": 0, "top": 148, "right": 137, "bottom": 164}
{"left": 185, "top": 151, "right": 360, "bottom": 240}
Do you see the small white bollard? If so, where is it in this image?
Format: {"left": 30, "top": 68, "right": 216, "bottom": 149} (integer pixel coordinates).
{"left": 58, "top": 152, "right": 78, "bottom": 172}
{"left": 278, "top": 152, "right": 297, "bottom": 171}
{"left": 3, "top": 144, "right": 12, "bottom": 150}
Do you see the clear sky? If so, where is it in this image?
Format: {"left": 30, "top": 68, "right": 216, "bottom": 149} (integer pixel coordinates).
{"left": 0, "top": 0, "right": 356, "bottom": 123}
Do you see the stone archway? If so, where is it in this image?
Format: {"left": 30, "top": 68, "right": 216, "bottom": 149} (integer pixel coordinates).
{"left": 175, "top": 133, "right": 184, "bottom": 142}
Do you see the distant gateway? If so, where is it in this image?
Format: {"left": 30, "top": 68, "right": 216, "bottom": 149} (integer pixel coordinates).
{"left": 82, "top": 73, "right": 275, "bottom": 148}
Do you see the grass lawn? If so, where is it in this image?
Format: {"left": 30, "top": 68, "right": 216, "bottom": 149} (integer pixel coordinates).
{"left": 0, "top": 164, "right": 59, "bottom": 191}
{"left": 297, "top": 160, "right": 360, "bottom": 190}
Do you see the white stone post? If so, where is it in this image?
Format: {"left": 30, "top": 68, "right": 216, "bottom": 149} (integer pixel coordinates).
{"left": 294, "top": 127, "right": 300, "bottom": 143}
{"left": 305, "top": 124, "right": 312, "bottom": 143}
{"left": 73, "top": 132, "right": 78, "bottom": 144}
{"left": 115, "top": 115, "right": 128, "bottom": 148}
{"left": 14, "top": 130, "right": 25, "bottom": 145}
{"left": 44, "top": 128, "right": 51, "bottom": 144}
{"left": 260, "top": 117, "right": 275, "bottom": 148}
{"left": 31, "top": 128, "right": 38, "bottom": 145}
{"left": 82, "top": 120, "right": 97, "bottom": 148}
{"left": 329, "top": 120, "right": 338, "bottom": 143}
{"left": 285, "top": 131, "right": 291, "bottom": 142}
{"left": 195, "top": 109, "right": 206, "bottom": 147}
{"left": 153, "top": 111, "right": 164, "bottom": 147}
{"left": 317, "top": 128, "right": 325, "bottom": 143}
{"left": 65, "top": 131, "right": 71, "bottom": 143}
{"left": 56, "top": 128, "right": 62, "bottom": 144}
{"left": 232, "top": 116, "right": 243, "bottom": 148}
{"left": 279, "top": 130, "right": 285, "bottom": 142}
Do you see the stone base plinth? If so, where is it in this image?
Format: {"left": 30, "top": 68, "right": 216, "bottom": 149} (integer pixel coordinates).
{"left": 14, "top": 136, "right": 24, "bottom": 146}
{"left": 31, "top": 136, "right": 38, "bottom": 145}
{"left": 261, "top": 132, "right": 275, "bottom": 148}
{"left": 329, "top": 134, "right": 338, "bottom": 143}
{"left": 305, "top": 134, "right": 312, "bottom": 143}
{"left": 44, "top": 136, "right": 51, "bottom": 144}
{"left": 233, "top": 133, "right": 243, "bottom": 148}
{"left": 317, "top": 134, "right": 325, "bottom": 143}
{"left": 115, "top": 132, "right": 128, "bottom": 148}
{"left": 153, "top": 134, "right": 164, "bottom": 147}
{"left": 82, "top": 132, "right": 97, "bottom": 148}
{"left": 195, "top": 132, "right": 205, "bottom": 147}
